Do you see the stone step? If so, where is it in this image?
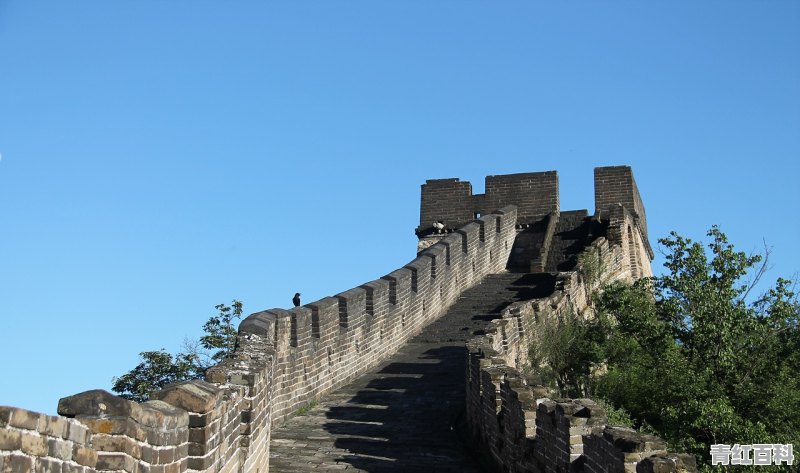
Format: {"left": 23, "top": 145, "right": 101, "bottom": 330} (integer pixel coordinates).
{"left": 269, "top": 270, "right": 557, "bottom": 472}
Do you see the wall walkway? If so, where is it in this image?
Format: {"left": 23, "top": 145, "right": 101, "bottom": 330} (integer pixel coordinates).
{"left": 268, "top": 272, "right": 553, "bottom": 472}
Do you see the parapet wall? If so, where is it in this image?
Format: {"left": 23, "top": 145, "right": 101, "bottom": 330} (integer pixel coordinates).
{"left": 418, "top": 171, "right": 559, "bottom": 235}
{"left": 464, "top": 206, "right": 695, "bottom": 473}
{"left": 1, "top": 206, "right": 519, "bottom": 473}
{"left": 0, "top": 407, "right": 96, "bottom": 473}
{"left": 594, "top": 166, "right": 652, "bottom": 259}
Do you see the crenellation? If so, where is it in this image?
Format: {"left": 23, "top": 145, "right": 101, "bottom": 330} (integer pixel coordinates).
{"left": 334, "top": 287, "right": 367, "bottom": 332}
{"left": 285, "top": 307, "right": 311, "bottom": 349}
{"left": 420, "top": 243, "right": 445, "bottom": 279}
{"left": 359, "top": 279, "right": 390, "bottom": 323}
{"left": 382, "top": 267, "right": 412, "bottom": 309}
{"left": 263, "top": 310, "right": 291, "bottom": 356}
{"left": 474, "top": 217, "right": 486, "bottom": 242}
{"left": 237, "top": 311, "right": 277, "bottom": 342}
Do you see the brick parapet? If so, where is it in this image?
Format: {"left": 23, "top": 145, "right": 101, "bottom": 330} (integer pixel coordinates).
{"left": 0, "top": 406, "right": 96, "bottom": 473}
{"left": 417, "top": 172, "right": 558, "bottom": 235}
{"left": 54, "top": 390, "right": 189, "bottom": 473}
{"left": 260, "top": 205, "right": 517, "bottom": 428}
{"left": 594, "top": 166, "right": 653, "bottom": 259}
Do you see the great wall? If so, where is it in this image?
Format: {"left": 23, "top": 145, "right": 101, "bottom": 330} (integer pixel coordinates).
{"left": 0, "top": 166, "right": 699, "bottom": 473}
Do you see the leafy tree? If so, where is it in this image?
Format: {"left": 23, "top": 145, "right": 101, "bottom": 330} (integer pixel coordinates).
{"left": 200, "top": 300, "right": 243, "bottom": 362}
{"left": 527, "top": 308, "right": 605, "bottom": 398}
{"left": 526, "top": 226, "right": 799, "bottom": 470}
{"left": 112, "top": 300, "right": 243, "bottom": 402}
{"left": 592, "top": 227, "right": 799, "bottom": 469}
{"left": 110, "top": 350, "right": 204, "bottom": 403}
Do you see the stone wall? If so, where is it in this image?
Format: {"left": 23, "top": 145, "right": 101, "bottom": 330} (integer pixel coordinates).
{"left": 594, "top": 166, "right": 652, "bottom": 259}
{"left": 1, "top": 206, "right": 519, "bottom": 473}
{"left": 0, "top": 407, "right": 96, "bottom": 473}
{"left": 417, "top": 171, "right": 559, "bottom": 235}
{"left": 464, "top": 207, "right": 696, "bottom": 473}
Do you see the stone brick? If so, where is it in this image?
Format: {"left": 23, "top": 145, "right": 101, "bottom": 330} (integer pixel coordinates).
{"left": 187, "top": 454, "right": 214, "bottom": 470}
{"left": 6, "top": 409, "right": 40, "bottom": 431}
{"left": 152, "top": 381, "right": 221, "bottom": 414}
{"left": 187, "top": 442, "right": 207, "bottom": 457}
{"left": 140, "top": 445, "right": 155, "bottom": 464}
{"left": 0, "top": 408, "right": 11, "bottom": 428}
{"left": 60, "top": 463, "right": 83, "bottom": 473}
{"left": 157, "top": 448, "right": 176, "bottom": 464}
{"left": 2, "top": 454, "right": 33, "bottom": 473}
{"left": 188, "top": 425, "right": 214, "bottom": 444}
{"left": 80, "top": 419, "right": 128, "bottom": 436}
{"left": 38, "top": 417, "right": 67, "bottom": 439}
{"left": 57, "top": 390, "right": 133, "bottom": 420}
{"left": 64, "top": 423, "right": 88, "bottom": 445}
{"left": 20, "top": 434, "right": 49, "bottom": 457}
{"left": 72, "top": 445, "right": 97, "bottom": 467}
{"left": 0, "top": 428, "right": 23, "bottom": 450}
{"left": 90, "top": 434, "right": 129, "bottom": 453}
{"left": 46, "top": 439, "right": 73, "bottom": 461}
{"left": 95, "top": 453, "right": 132, "bottom": 472}
{"left": 33, "top": 458, "right": 61, "bottom": 473}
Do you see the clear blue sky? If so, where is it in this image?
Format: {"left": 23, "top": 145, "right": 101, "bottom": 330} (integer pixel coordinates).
{"left": 1, "top": 2, "right": 798, "bottom": 415}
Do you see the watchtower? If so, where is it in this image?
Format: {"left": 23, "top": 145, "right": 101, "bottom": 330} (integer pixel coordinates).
{"left": 417, "top": 166, "right": 652, "bottom": 274}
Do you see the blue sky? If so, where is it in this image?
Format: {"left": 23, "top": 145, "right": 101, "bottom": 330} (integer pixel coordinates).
{"left": 1, "top": 1, "right": 798, "bottom": 415}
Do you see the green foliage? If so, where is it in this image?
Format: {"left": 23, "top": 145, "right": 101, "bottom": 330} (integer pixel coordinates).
{"left": 528, "top": 226, "right": 799, "bottom": 469}
{"left": 110, "top": 350, "right": 203, "bottom": 403}
{"left": 527, "top": 308, "right": 604, "bottom": 398}
{"left": 201, "top": 300, "right": 243, "bottom": 362}
{"left": 595, "top": 227, "right": 800, "bottom": 467}
{"left": 293, "top": 400, "right": 318, "bottom": 417}
{"left": 593, "top": 397, "right": 635, "bottom": 428}
{"left": 112, "top": 300, "right": 243, "bottom": 402}
{"left": 577, "top": 246, "right": 605, "bottom": 285}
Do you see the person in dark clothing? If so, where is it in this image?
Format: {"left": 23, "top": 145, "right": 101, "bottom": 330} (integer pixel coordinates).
{"left": 293, "top": 292, "right": 301, "bottom": 307}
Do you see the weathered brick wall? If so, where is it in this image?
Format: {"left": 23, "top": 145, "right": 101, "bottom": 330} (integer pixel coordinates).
{"left": 594, "top": 166, "right": 652, "bottom": 260}
{"left": 418, "top": 178, "right": 475, "bottom": 234}
{"left": 582, "top": 426, "right": 697, "bottom": 473}
{"left": 464, "top": 208, "right": 696, "bottom": 472}
{"left": 56, "top": 391, "right": 190, "bottom": 473}
{"left": 0, "top": 407, "right": 96, "bottom": 473}
{"left": 484, "top": 172, "right": 559, "bottom": 224}
{"left": 1, "top": 205, "right": 518, "bottom": 473}
{"left": 245, "top": 206, "right": 518, "bottom": 426}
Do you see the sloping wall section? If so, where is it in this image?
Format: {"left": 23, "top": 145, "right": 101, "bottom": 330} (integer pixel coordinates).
{"left": 0, "top": 206, "right": 519, "bottom": 473}
{"left": 464, "top": 205, "right": 697, "bottom": 473}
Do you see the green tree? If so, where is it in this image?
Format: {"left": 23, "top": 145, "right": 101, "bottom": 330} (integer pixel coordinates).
{"left": 527, "top": 308, "right": 605, "bottom": 398}
{"left": 111, "top": 300, "right": 243, "bottom": 402}
{"left": 593, "top": 227, "right": 799, "bottom": 469}
{"left": 110, "top": 350, "right": 204, "bottom": 403}
{"left": 200, "top": 300, "right": 243, "bottom": 362}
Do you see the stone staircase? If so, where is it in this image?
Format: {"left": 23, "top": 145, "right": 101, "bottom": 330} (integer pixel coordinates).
{"left": 412, "top": 272, "right": 556, "bottom": 343}
{"left": 268, "top": 271, "right": 555, "bottom": 472}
